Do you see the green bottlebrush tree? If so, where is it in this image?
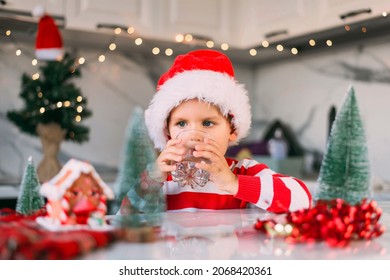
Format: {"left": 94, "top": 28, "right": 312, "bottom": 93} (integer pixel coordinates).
{"left": 7, "top": 53, "right": 92, "bottom": 143}
{"left": 315, "top": 86, "right": 371, "bottom": 205}
{"left": 16, "top": 156, "right": 45, "bottom": 215}
{"left": 110, "top": 107, "right": 165, "bottom": 224}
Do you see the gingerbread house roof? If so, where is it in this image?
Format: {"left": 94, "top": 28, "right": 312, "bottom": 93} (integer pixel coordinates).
{"left": 40, "top": 158, "right": 114, "bottom": 200}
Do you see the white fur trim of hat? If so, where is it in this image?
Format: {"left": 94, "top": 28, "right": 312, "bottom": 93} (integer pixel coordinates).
{"left": 145, "top": 49, "right": 251, "bottom": 151}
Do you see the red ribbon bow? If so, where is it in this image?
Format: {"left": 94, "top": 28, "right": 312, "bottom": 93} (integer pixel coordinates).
{"left": 254, "top": 198, "right": 385, "bottom": 247}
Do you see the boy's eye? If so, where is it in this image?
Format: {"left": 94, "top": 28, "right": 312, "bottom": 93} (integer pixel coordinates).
{"left": 88, "top": 190, "right": 100, "bottom": 197}
{"left": 71, "top": 190, "right": 80, "bottom": 197}
{"left": 176, "top": 121, "right": 186, "bottom": 127}
{"left": 203, "top": 121, "right": 213, "bottom": 127}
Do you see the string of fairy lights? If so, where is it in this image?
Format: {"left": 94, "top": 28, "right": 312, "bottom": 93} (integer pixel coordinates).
{"left": 2, "top": 9, "right": 390, "bottom": 66}
{"left": 1, "top": 9, "right": 390, "bottom": 84}
{"left": 13, "top": 84, "right": 86, "bottom": 130}
{"left": 1, "top": 10, "right": 389, "bottom": 124}
{"left": 28, "top": 93, "right": 84, "bottom": 121}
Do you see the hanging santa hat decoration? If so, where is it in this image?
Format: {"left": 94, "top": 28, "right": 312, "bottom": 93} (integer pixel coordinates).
{"left": 33, "top": 5, "right": 64, "bottom": 61}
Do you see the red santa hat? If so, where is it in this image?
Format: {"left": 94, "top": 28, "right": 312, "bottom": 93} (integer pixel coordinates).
{"left": 145, "top": 49, "right": 251, "bottom": 150}
{"left": 33, "top": 6, "right": 64, "bottom": 61}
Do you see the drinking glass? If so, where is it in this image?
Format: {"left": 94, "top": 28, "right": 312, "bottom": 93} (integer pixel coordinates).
{"left": 171, "top": 129, "right": 210, "bottom": 188}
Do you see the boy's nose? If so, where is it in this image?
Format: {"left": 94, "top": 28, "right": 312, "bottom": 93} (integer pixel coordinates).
{"left": 190, "top": 135, "right": 202, "bottom": 142}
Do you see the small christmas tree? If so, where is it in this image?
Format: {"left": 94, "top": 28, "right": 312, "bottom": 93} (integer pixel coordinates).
{"left": 16, "top": 156, "right": 45, "bottom": 215}
{"left": 111, "top": 107, "right": 165, "bottom": 224}
{"left": 315, "top": 86, "right": 371, "bottom": 204}
{"left": 7, "top": 53, "right": 92, "bottom": 143}
{"left": 7, "top": 53, "right": 93, "bottom": 181}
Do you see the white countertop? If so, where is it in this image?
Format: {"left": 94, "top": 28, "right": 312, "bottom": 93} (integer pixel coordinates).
{"left": 2, "top": 182, "right": 389, "bottom": 260}
{"left": 84, "top": 201, "right": 390, "bottom": 260}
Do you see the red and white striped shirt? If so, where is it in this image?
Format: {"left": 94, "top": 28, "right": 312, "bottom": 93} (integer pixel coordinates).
{"left": 164, "top": 158, "right": 312, "bottom": 213}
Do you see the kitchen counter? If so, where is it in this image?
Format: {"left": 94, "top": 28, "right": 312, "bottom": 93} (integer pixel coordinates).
{"left": 84, "top": 201, "right": 390, "bottom": 260}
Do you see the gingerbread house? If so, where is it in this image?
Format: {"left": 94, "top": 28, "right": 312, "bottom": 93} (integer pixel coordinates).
{"left": 40, "top": 159, "right": 114, "bottom": 225}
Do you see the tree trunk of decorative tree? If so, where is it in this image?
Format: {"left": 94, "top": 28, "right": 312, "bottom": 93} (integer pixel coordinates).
{"left": 36, "top": 123, "right": 66, "bottom": 183}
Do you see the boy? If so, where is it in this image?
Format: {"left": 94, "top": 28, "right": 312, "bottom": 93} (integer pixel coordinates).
{"left": 144, "top": 49, "right": 311, "bottom": 213}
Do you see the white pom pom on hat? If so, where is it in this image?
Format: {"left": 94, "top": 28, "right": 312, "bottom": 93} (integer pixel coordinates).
{"left": 32, "top": 5, "right": 46, "bottom": 18}
{"left": 145, "top": 49, "right": 252, "bottom": 151}
{"left": 33, "top": 5, "right": 64, "bottom": 61}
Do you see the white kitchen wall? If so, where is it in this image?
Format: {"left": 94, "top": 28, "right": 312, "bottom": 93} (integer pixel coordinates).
{"left": 252, "top": 40, "right": 390, "bottom": 186}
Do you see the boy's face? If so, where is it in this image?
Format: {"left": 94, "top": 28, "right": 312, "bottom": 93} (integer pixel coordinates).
{"left": 167, "top": 99, "right": 237, "bottom": 155}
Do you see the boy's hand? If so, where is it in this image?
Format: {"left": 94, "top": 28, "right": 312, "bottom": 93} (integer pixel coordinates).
{"left": 154, "top": 138, "right": 186, "bottom": 179}
{"left": 193, "top": 138, "right": 238, "bottom": 195}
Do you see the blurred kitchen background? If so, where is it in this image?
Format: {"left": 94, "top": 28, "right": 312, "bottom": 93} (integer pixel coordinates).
{"left": 1, "top": 0, "right": 390, "bottom": 207}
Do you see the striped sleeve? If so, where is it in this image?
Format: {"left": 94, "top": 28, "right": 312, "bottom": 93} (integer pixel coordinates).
{"left": 232, "top": 158, "right": 312, "bottom": 213}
